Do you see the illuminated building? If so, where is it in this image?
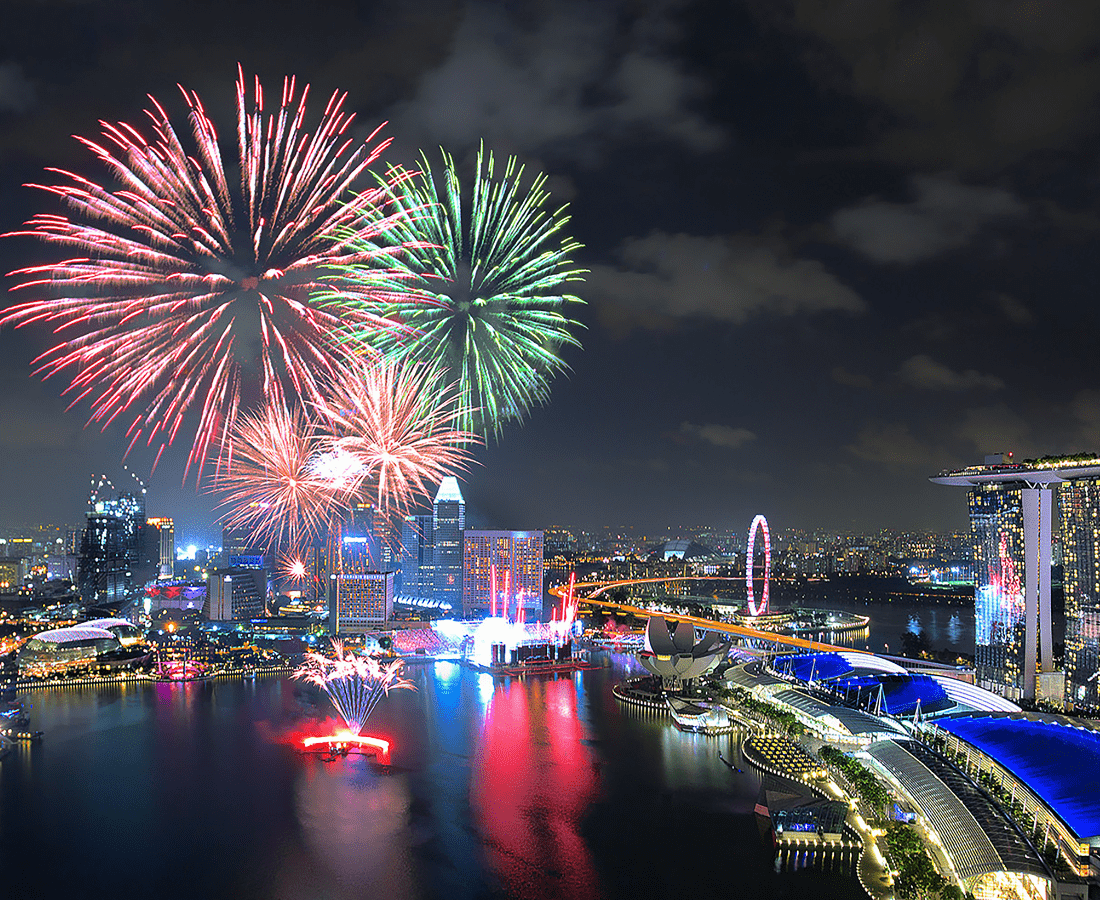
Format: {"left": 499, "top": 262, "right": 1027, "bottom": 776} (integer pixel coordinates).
{"left": 77, "top": 478, "right": 147, "bottom": 606}
{"left": 340, "top": 535, "right": 375, "bottom": 575}
{"left": 17, "top": 625, "right": 122, "bottom": 676}
{"left": 206, "top": 567, "right": 266, "bottom": 622}
{"left": 462, "top": 530, "right": 544, "bottom": 618}
{"left": 329, "top": 571, "right": 395, "bottom": 633}
{"left": 932, "top": 453, "right": 1100, "bottom": 703}
{"left": 221, "top": 521, "right": 266, "bottom": 569}
{"left": 1058, "top": 477, "right": 1100, "bottom": 708}
{"left": 144, "top": 581, "right": 208, "bottom": 616}
{"left": 398, "top": 514, "right": 433, "bottom": 600}
{"left": 146, "top": 517, "right": 175, "bottom": 579}
{"left": 0, "top": 558, "right": 25, "bottom": 591}
{"left": 432, "top": 477, "right": 465, "bottom": 611}
{"left": 967, "top": 482, "right": 1030, "bottom": 699}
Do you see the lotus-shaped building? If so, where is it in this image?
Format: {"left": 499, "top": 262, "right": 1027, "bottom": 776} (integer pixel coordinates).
{"left": 638, "top": 616, "right": 728, "bottom": 687}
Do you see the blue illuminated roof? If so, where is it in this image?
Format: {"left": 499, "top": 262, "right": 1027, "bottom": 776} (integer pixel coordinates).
{"left": 774, "top": 653, "right": 853, "bottom": 682}
{"left": 835, "top": 674, "right": 952, "bottom": 717}
{"left": 937, "top": 714, "right": 1100, "bottom": 841}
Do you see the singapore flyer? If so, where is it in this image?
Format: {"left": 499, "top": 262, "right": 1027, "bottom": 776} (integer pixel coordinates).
{"left": 746, "top": 514, "right": 771, "bottom": 617}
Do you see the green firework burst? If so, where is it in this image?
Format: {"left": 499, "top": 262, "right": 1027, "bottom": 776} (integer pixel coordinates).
{"left": 322, "top": 144, "right": 585, "bottom": 439}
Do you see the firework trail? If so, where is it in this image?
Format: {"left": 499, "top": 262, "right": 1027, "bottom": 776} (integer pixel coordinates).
{"left": 321, "top": 144, "right": 585, "bottom": 439}
{"left": 2, "top": 66, "right": 424, "bottom": 476}
{"left": 293, "top": 639, "right": 414, "bottom": 735}
{"left": 318, "top": 357, "right": 476, "bottom": 521}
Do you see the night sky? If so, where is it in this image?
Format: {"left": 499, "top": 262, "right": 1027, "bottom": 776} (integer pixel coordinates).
{"left": 2, "top": 0, "right": 1099, "bottom": 542}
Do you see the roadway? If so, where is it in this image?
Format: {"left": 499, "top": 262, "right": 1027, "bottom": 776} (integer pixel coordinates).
{"left": 552, "top": 577, "right": 854, "bottom": 653}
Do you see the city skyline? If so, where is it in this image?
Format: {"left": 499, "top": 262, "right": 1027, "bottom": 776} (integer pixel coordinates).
{"left": 4, "top": 3, "right": 1100, "bottom": 535}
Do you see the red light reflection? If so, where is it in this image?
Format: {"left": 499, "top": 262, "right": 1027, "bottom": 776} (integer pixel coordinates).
{"left": 472, "top": 677, "right": 600, "bottom": 899}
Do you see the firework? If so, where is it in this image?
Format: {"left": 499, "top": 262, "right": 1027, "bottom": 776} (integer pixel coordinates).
{"left": 293, "top": 639, "right": 414, "bottom": 735}
{"left": 322, "top": 144, "right": 585, "bottom": 439}
{"left": 318, "top": 357, "right": 476, "bottom": 520}
{"left": 278, "top": 552, "right": 309, "bottom": 584}
{"left": 2, "top": 66, "right": 423, "bottom": 475}
{"left": 213, "top": 398, "right": 349, "bottom": 551}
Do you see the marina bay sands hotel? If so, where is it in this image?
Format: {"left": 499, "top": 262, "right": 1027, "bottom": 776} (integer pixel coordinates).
{"left": 932, "top": 453, "right": 1100, "bottom": 708}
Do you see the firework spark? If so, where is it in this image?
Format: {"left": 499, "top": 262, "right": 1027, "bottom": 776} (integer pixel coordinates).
{"left": 318, "top": 357, "right": 476, "bottom": 520}
{"left": 293, "top": 639, "right": 414, "bottom": 735}
{"left": 322, "top": 144, "right": 585, "bottom": 439}
{"left": 278, "top": 552, "right": 309, "bottom": 583}
{"left": 2, "top": 66, "right": 423, "bottom": 475}
{"left": 213, "top": 398, "right": 349, "bottom": 551}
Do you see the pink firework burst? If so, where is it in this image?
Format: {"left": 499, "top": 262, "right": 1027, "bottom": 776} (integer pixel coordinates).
{"left": 318, "top": 358, "right": 477, "bottom": 522}
{"left": 2, "top": 65, "right": 424, "bottom": 477}
{"left": 213, "top": 398, "right": 350, "bottom": 552}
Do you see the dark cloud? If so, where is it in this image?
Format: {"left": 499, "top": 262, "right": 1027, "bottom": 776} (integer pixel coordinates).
{"left": 0, "top": 62, "right": 35, "bottom": 113}
{"left": 588, "top": 231, "right": 865, "bottom": 329}
{"left": 755, "top": 0, "right": 1100, "bottom": 170}
{"left": 897, "top": 354, "right": 1004, "bottom": 392}
{"left": 990, "top": 292, "right": 1033, "bottom": 325}
{"left": 955, "top": 403, "right": 1032, "bottom": 456}
{"left": 847, "top": 422, "right": 948, "bottom": 468}
{"left": 831, "top": 174, "right": 1025, "bottom": 263}
{"left": 390, "top": 1, "right": 723, "bottom": 158}
{"left": 679, "top": 422, "right": 756, "bottom": 449}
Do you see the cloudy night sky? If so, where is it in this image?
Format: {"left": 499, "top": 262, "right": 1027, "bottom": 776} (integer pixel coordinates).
{"left": 1, "top": 0, "right": 1098, "bottom": 541}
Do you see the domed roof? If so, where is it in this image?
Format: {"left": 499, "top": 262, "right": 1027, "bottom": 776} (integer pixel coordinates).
{"left": 31, "top": 626, "right": 117, "bottom": 644}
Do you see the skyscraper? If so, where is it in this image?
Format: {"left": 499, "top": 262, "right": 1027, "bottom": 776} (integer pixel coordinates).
{"left": 78, "top": 478, "right": 147, "bottom": 607}
{"left": 398, "top": 514, "right": 433, "bottom": 600}
{"left": 221, "top": 521, "right": 266, "bottom": 569}
{"left": 933, "top": 454, "right": 1068, "bottom": 703}
{"left": 462, "top": 530, "right": 544, "bottom": 618}
{"left": 968, "top": 482, "right": 1028, "bottom": 698}
{"left": 1058, "top": 476, "right": 1100, "bottom": 708}
{"left": 146, "top": 517, "right": 175, "bottom": 579}
{"left": 432, "top": 477, "right": 465, "bottom": 611}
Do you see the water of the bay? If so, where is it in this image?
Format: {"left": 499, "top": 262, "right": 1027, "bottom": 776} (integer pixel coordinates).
{"left": 0, "top": 650, "right": 864, "bottom": 900}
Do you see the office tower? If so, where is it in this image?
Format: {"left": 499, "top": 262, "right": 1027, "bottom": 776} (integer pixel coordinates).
{"left": 462, "top": 530, "right": 544, "bottom": 618}
{"left": 1058, "top": 477, "right": 1100, "bottom": 708}
{"left": 221, "top": 522, "right": 266, "bottom": 569}
{"left": 432, "top": 477, "right": 465, "bottom": 611}
{"left": 207, "top": 567, "right": 266, "bottom": 621}
{"left": 340, "top": 535, "right": 375, "bottom": 575}
{"left": 146, "top": 517, "right": 175, "bottom": 578}
{"left": 329, "top": 571, "right": 395, "bottom": 633}
{"left": 398, "top": 514, "right": 433, "bottom": 600}
{"left": 78, "top": 479, "right": 147, "bottom": 606}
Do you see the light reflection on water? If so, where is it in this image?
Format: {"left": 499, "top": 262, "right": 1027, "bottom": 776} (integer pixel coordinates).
{"left": 1, "top": 654, "right": 864, "bottom": 900}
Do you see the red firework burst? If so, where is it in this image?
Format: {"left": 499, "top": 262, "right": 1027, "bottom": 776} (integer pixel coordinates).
{"left": 319, "top": 358, "right": 477, "bottom": 521}
{"left": 213, "top": 399, "right": 349, "bottom": 552}
{"left": 2, "top": 65, "right": 424, "bottom": 477}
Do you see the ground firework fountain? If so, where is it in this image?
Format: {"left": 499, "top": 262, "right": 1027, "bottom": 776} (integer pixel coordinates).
{"left": 293, "top": 639, "right": 414, "bottom": 759}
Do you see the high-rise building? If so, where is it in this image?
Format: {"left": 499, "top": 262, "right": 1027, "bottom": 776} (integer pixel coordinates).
{"left": 1058, "top": 476, "right": 1100, "bottom": 708}
{"left": 462, "top": 530, "right": 544, "bottom": 618}
{"left": 329, "top": 571, "right": 395, "bottom": 633}
{"left": 398, "top": 514, "right": 433, "bottom": 600}
{"left": 432, "top": 477, "right": 465, "bottom": 611}
{"left": 146, "top": 517, "right": 175, "bottom": 579}
{"left": 968, "top": 482, "right": 1028, "bottom": 698}
{"left": 78, "top": 480, "right": 147, "bottom": 606}
{"left": 221, "top": 522, "right": 266, "bottom": 569}
{"left": 207, "top": 567, "right": 266, "bottom": 622}
{"left": 933, "top": 454, "right": 1062, "bottom": 703}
